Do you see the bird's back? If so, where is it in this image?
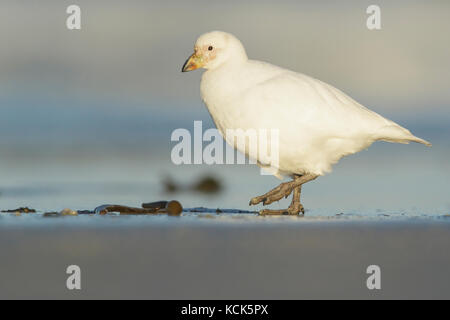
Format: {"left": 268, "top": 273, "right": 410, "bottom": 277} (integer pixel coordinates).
{"left": 201, "top": 59, "right": 430, "bottom": 175}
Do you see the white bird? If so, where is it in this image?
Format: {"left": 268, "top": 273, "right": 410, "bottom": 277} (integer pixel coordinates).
{"left": 182, "top": 31, "right": 431, "bottom": 215}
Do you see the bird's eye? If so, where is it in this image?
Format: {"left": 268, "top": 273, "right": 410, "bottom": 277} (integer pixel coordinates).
{"left": 208, "top": 46, "right": 213, "bottom": 51}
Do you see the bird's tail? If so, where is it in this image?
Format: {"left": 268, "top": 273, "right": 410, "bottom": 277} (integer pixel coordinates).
{"left": 376, "top": 125, "right": 432, "bottom": 147}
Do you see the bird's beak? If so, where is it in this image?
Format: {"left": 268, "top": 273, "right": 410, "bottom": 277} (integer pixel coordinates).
{"left": 182, "top": 52, "right": 203, "bottom": 72}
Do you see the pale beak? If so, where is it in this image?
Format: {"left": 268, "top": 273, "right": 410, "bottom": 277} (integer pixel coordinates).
{"left": 182, "top": 52, "right": 203, "bottom": 72}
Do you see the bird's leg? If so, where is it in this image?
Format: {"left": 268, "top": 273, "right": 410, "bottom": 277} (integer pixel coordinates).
{"left": 288, "top": 184, "right": 304, "bottom": 215}
{"left": 250, "top": 174, "right": 318, "bottom": 215}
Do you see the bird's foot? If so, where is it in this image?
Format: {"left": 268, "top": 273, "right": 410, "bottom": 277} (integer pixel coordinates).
{"left": 249, "top": 182, "right": 294, "bottom": 206}
{"left": 288, "top": 201, "right": 305, "bottom": 215}
{"left": 259, "top": 204, "right": 304, "bottom": 216}
{"left": 259, "top": 209, "right": 289, "bottom": 216}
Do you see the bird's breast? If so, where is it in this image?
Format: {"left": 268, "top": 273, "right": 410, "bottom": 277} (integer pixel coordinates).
{"left": 200, "top": 70, "right": 245, "bottom": 130}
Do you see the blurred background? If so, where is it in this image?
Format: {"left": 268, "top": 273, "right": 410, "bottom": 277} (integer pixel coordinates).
{"left": 0, "top": 0, "right": 449, "bottom": 213}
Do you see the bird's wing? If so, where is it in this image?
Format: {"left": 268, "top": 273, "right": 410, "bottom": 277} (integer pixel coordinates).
{"left": 236, "top": 68, "right": 384, "bottom": 137}
{"left": 238, "top": 62, "right": 428, "bottom": 145}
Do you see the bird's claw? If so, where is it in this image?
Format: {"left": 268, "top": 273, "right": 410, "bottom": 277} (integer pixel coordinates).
{"left": 289, "top": 203, "right": 304, "bottom": 215}
{"left": 259, "top": 209, "right": 289, "bottom": 216}
{"left": 258, "top": 206, "right": 303, "bottom": 216}
{"left": 249, "top": 183, "right": 294, "bottom": 207}
{"left": 249, "top": 197, "right": 264, "bottom": 206}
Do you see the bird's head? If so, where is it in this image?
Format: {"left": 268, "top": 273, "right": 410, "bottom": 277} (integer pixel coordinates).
{"left": 182, "top": 31, "right": 248, "bottom": 72}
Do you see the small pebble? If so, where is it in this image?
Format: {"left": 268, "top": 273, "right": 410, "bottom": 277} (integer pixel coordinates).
{"left": 166, "top": 200, "right": 183, "bottom": 216}
{"left": 60, "top": 208, "right": 78, "bottom": 216}
{"left": 141, "top": 200, "right": 183, "bottom": 216}
{"left": 43, "top": 212, "right": 59, "bottom": 217}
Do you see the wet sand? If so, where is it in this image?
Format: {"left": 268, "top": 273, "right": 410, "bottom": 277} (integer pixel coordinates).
{"left": 1, "top": 212, "right": 449, "bottom": 299}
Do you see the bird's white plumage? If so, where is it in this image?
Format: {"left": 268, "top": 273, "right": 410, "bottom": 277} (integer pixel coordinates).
{"left": 195, "top": 31, "right": 430, "bottom": 177}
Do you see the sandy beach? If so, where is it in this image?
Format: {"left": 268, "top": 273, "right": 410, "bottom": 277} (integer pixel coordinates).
{"left": 1, "top": 212, "right": 449, "bottom": 299}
